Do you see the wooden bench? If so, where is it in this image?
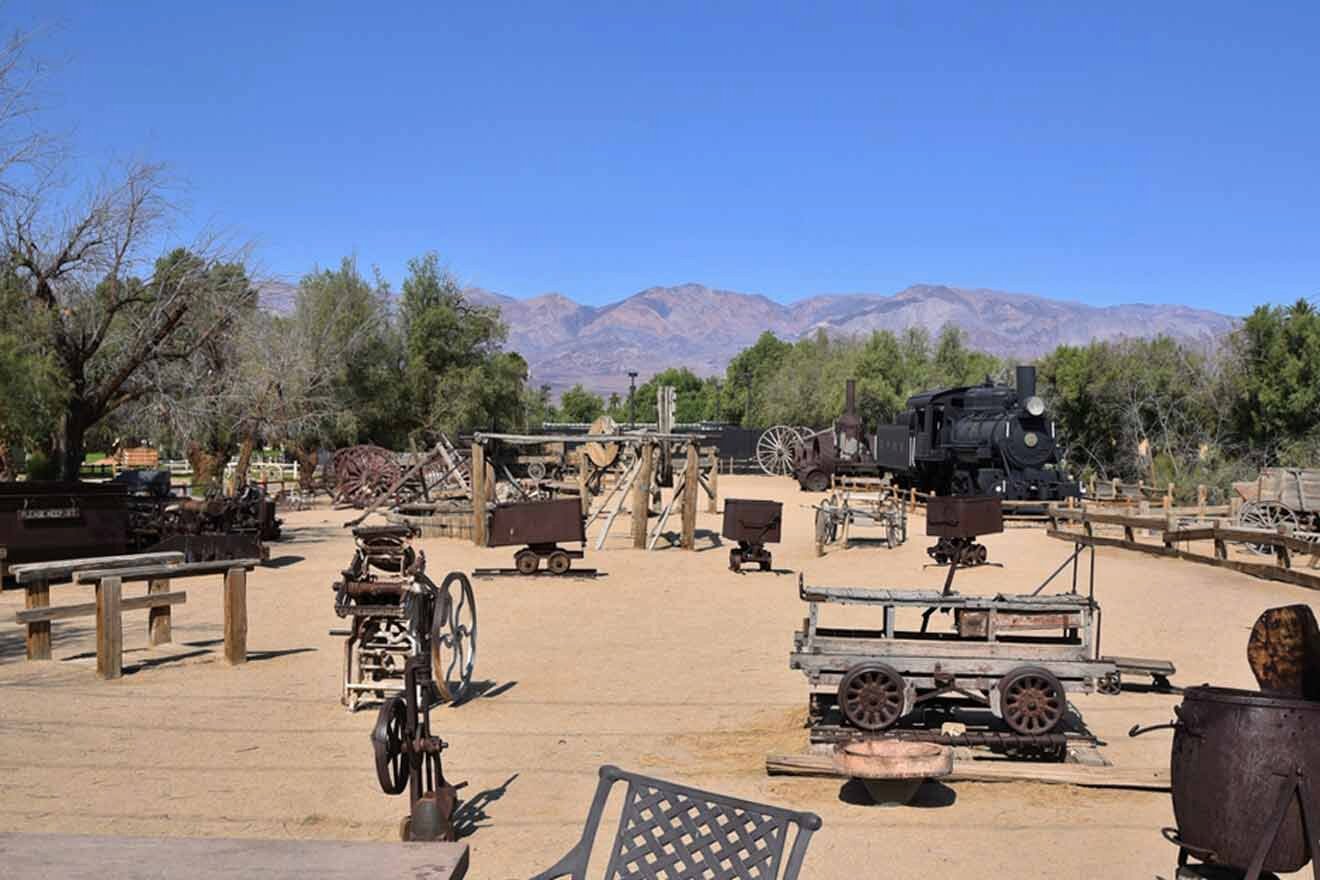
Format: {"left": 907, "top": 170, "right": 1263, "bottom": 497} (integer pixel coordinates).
{"left": 0, "top": 832, "right": 468, "bottom": 879}
{"left": 11, "top": 555, "right": 260, "bottom": 680}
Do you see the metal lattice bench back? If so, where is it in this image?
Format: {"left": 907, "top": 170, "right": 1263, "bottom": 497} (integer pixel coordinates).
{"left": 531, "top": 765, "right": 821, "bottom": 880}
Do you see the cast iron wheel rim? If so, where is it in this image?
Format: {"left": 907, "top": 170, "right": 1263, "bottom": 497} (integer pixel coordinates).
{"left": 372, "top": 695, "right": 409, "bottom": 794}
{"left": 432, "top": 572, "right": 477, "bottom": 703}
{"left": 514, "top": 550, "right": 539, "bottom": 575}
{"left": 547, "top": 551, "right": 571, "bottom": 574}
{"left": 975, "top": 544, "right": 987, "bottom": 564}
{"left": 1000, "top": 667, "right": 1065, "bottom": 735}
{"left": 803, "top": 470, "right": 830, "bottom": 493}
{"left": 837, "top": 662, "right": 905, "bottom": 731}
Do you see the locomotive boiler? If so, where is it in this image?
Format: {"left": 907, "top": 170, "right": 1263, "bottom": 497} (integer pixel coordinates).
{"left": 794, "top": 367, "right": 1080, "bottom": 501}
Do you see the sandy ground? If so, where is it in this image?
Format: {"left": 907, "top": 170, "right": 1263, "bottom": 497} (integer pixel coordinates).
{"left": 1, "top": 474, "right": 1315, "bottom": 879}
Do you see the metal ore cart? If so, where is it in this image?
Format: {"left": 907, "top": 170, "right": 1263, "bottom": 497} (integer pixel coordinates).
{"left": 486, "top": 498, "right": 587, "bottom": 575}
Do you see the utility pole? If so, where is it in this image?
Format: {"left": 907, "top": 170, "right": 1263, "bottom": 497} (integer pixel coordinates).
{"left": 627, "top": 370, "right": 638, "bottom": 429}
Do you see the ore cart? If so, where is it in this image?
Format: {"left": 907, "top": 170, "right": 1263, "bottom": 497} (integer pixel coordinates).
{"left": 790, "top": 578, "right": 1123, "bottom": 741}
{"left": 722, "top": 498, "right": 782, "bottom": 571}
{"left": 487, "top": 498, "right": 587, "bottom": 574}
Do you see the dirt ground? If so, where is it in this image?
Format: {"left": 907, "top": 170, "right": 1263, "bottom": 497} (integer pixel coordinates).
{"left": 1, "top": 475, "right": 1315, "bottom": 878}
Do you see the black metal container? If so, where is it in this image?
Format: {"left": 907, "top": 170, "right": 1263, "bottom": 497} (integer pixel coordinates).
{"left": 925, "top": 495, "right": 1003, "bottom": 538}
{"left": 722, "top": 499, "right": 783, "bottom": 544}
{"left": 487, "top": 498, "right": 585, "bottom": 548}
{"left": 0, "top": 481, "right": 128, "bottom": 569}
{"left": 1170, "top": 685, "right": 1320, "bottom": 873}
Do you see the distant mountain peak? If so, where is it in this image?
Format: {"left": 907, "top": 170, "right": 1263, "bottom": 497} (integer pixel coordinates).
{"left": 461, "top": 282, "right": 1235, "bottom": 395}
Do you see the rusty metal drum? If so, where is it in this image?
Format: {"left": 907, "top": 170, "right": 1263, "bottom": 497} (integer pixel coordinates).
{"left": 1170, "top": 685, "right": 1320, "bottom": 874}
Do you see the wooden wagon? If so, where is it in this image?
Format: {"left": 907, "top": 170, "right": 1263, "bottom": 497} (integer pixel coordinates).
{"left": 1234, "top": 468, "right": 1320, "bottom": 537}
{"left": 790, "top": 578, "right": 1145, "bottom": 738}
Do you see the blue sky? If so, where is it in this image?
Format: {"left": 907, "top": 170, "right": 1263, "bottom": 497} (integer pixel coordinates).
{"left": 13, "top": 1, "right": 1318, "bottom": 314}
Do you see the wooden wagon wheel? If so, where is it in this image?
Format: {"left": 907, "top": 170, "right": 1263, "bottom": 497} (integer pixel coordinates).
{"left": 1238, "top": 501, "right": 1301, "bottom": 555}
{"left": 756, "top": 426, "right": 803, "bottom": 477}
{"left": 430, "top": 571, "right": 477, "bottom": 703}
{"left": 815, "top": 506, "right": 837, "bottom": 546}
{"left": 334, "top": 445, "right": 401, "bottom": 508}
{"left": 838, "top": 662, "right": 906, "bottom": 731}
{"left": 584, "top": 415, "right": 621, "bottom": 469}
{"left": 999, "top": 666, "right": 1065, "bottom": 735}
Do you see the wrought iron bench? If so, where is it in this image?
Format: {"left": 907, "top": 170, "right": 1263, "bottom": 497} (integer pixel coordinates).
{"left": 531, "top": 765, "right": 821, "bottom": 880}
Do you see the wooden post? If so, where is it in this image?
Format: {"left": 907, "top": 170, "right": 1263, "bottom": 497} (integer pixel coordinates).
{"left": 24, "top": 578, "right": 51, "bottom": 661}
{"left": 632, "top": 442, "right": 654, "bottom": 548}
{"left": 148, "top": 577, "right": 172, "bottom": 646}
{"left": 224, "top": 566, "right": 248, "bottom": 665}
{"left": 96, "top": 576, "right": 123, "bottom": 680}
{"left": 578, "top": 455, "right": 591, "bottom": 517}
{"left": 471, "top": 441, "right": 487, "bottom": 547}
{"left": 1088, "top": 475, "right": 1096, "bottom": 497}
{"left": 908, "top": 486, "right": 916, "bottom": 514}
{"left": 706, "top": 447, "right": 718, "bottom": 514}
{"left": 681, "top": 441, "right": 699, "bottom": 550}
{"left": 1167, "top": 482, "right": 1175, "bottom": 507}
{"left": 1277, "top": 524, "right": 1293, "bottom": 570}
{"left": 1197, "top": 484, "right": 1208, "bottom": 518}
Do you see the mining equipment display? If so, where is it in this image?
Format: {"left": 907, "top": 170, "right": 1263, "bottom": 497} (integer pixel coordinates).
{"left": 481, "top": 497, "right": 594, "bottom": 576}
{"left": 793, "top": 366, "right": 1080, "bottom": 502}
{"left": 722, "top": 498, "right": 783, "bottom": 572}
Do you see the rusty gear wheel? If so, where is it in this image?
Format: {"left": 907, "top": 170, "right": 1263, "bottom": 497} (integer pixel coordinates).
{"left": 372, "top": 694, "right": 409, "bottom": 794}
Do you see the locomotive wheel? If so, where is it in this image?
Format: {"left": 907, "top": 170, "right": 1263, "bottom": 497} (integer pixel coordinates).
{"left": 547, "top": 551, "right": 571, "bottom": 575}
{"left": 372, "top": 695, "right": 409, "bottom": 795}
{"left": 837, "top": 662, "right": 906, "bottom": 731}
{"left": 802, "top": 469, "right": 830, "bottom": 493}
{"left": 432, "top": 572, "right": 478, "bottom": 703}
{"left": 515, "top": 550, "right": 539, "bottom": 575}
{"left": 999, "top": 666, "right": 1066, "bottom": 735}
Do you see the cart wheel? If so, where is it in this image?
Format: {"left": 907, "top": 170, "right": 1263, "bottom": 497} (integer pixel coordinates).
{"left": 547, "top": 551, "right": 571, "bottom": 575}
{"left": 802, "top": 469, "right": 830, "bottom": 493}
{"left": 728, "top": 549, "right": 741, "bottom": 571}
{"left": 837, "top": 662, "right": 906, "bottom": 731}
{"left": 371, "top": 695, "right": 409, "bottom": 795}
{"left": 515, "top": 550, "right": 539, "bottom": 575}
{"left": 431, "top": 572, "right": 477, "bottom": 703}
{"left": 759, "top": 558, "right": 771, "bottom": 572}
{"left": 975, "top": 544, "right": 987, "bottom": 565}
{"left": 999, "top": 666, "right": 1065, "bottom": 735}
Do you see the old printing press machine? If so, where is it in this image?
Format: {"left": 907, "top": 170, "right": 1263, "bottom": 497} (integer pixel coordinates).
{"left": 333, "top": 524, "right": 476, "bottom": 712}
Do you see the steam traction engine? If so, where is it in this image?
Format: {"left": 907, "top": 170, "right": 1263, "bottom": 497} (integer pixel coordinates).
{"left": 333, "top": 525, "right": 476, "bottom": 711}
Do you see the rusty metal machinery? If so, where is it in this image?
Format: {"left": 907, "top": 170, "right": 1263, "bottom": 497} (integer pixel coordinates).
{"left": 925, "top": 495, "right": 1004, "bottom": 580}
{"left": 334, "top": 525, "right": 476, "bottom": 711}
{"left": 371, "top": 654, "right": 460, "bottom": 842}
{"left": 487, "top": 498, "right": 588, "bottom": 575}
{"left": 722, "top": 498, "right": 782, "bottom": 572}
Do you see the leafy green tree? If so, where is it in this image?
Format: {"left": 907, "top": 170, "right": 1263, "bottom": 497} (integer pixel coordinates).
{"left": 1229, "top": 299, "right": 1320, "bottom": 463}
{"left": 558, "top": 384, "right": 605, "bottom": 423}
{"left": 723, "top": 331, "right": 794, "bottom": 426}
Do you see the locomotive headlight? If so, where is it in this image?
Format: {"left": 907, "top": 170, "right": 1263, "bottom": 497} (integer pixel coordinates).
{"left": 1024, "top": 432, "right": 1039, "bottom": 448}
{"left": 1025, "top": 396, "right": 1045, "bottom": 417}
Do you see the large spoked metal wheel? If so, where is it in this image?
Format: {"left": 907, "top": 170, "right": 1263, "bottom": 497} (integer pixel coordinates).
{"left": 756, "top": 426, "right": 805, "bottom": 477}
{"left": 999, "top": 666, "right": 1066, "bottom": 735}
{"left": 1237, "top": 501, "right": 1301, "bottom": 555}
{"left": 815, "top": 507, "right": 838, "bottom": 546}
{"left": 431, "top": 572, "right": 477, "bottom": 703}
{"left": 838, "top": 662, "right": 906, "bottom": 731}
{"left": 371, "top": 694, "right": 409, "bottom": 794}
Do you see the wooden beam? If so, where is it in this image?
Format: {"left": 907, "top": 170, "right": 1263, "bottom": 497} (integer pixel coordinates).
{"left": 648, "top": 473, "right": 685, "bottom": 550}
{"left": 11, "top": 552, "right": 185, "bottom": 584}
{"left": 706, "top": 447, "right": 718, "bottom": 514}
{"left": 1176, "top": 549, "right": 1320, "bottom": 591}
{"left": 577, "top": 457, "right": 591, "bottom": 517}
{"left": 75, "top": 559, "right": 260, "bottom": 584}
{"left": 680, "top": 442, "right": 699, "bottom": 550}
{"left": 24, "top": 578, "right": 50, "bottom": 660}
{"left": 1045, "top": 529, "right": 1175, "bottom": 556}
{"left": 223, "top": 566, "right": 247, "bottom": 665}
{"left": 765, "top": 752, "right": 1169, "bottom": 791}
{"left": 16, "top": 590, "right": 187, "bottom": 624}
{"left": 148, "top": 577, "right": 172, "bottom": 646}
{"left": 470, "top": 442, "right": 487, "bottom": 547}
{"left": 631, "top": 442, "right": 654, "bottom": 549}
{"left": 96, "top": 576, "right": 123, "bottom": 680}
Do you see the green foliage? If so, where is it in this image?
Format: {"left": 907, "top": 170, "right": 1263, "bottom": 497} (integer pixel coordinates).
{"left": 22, "top": 449, "right": 58, "bottom": 480}
{"left": 1229, "top": 299, "right": 1320, "bottom": 456}
{"left": 0, "top": 268, "right": 64, "bottom": 455}
{"left": 559, "top": 383, "right": 605, "bottom": 423}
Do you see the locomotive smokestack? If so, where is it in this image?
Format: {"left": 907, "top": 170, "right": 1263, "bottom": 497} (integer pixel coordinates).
{"left": 845, "top": 379, "right": 857, "bottom": 415}
{"left": 1015, "top": 365, "right": 1037, "bottom": 400}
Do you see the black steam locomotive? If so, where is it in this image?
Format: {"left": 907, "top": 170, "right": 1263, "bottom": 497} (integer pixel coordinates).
{"left": 793, "top": 366, "right": 1080, "bottom": 501}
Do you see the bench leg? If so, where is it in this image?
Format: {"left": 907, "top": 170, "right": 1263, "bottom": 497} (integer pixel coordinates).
{"left": 147, "top": 577, "right": 172, "bottom": 646}
{"left": 96, "top": 576, "right": 123, "bottom": 680}
{"left": 25, "top": 579, "right": 51, "bottom": 661}
{"left": 224, "top": 567, "right": 247, "bottom": 665}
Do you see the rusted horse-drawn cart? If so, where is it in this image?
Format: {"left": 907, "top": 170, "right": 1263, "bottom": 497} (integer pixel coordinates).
{"left": 1235, "top": 468, "right": 1320, "bottom": 552}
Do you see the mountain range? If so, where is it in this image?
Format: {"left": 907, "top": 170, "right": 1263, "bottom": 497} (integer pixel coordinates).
{"left": 463, "top": 283, "right": 1236, "bottom": 395}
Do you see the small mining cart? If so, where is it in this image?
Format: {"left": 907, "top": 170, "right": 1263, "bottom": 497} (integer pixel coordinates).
{"left": 722, "top": 498, "right": 783, "bottom": 572}
{"left": 791, "top": 581, "right": 1121, "bottom": 739}
{"left": 487, "top": 497, "right": 587, "bottom": 575}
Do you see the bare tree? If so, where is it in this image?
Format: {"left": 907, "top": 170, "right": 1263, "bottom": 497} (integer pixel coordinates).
{"left": 0, "top": 27, "right": 54, "bottom": 200}
{"left": 3, "top": 159, "right": 256, "bottom": 478}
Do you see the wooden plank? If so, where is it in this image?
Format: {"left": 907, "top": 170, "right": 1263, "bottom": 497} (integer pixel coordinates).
{"left": 1176, "top": 549, "right": 1320, "bottom": 591}
{"left": 631, "top": 441, "right": 654, "bottom": 549}
{"left": 16, "top": 590, "right": 187, "bottom": 624}
{"left": 224, "top": 566, "right": 247, "bottom": 665}
{"left": 706, "top": 447, "right": 718, "bottom": 513}
{"left": 680, "top": 441, "right": 699, "bottom": 550}
{"left": 75, "top": 559, "right": 260, "bottom": 584}
{"left": 0, "top": 832, "right": 469, "bottom": 879}
{"left": 765, "top": 752, "right": 1169, "bottom": 791}
{"left": 148, "top": 577, "right": 172, "bottom": 645}
{"left": 23, "top": 578, "right": 51, "bottom": 661}
{"left": 11, "top": 552, "right": 185, "bottom": 584}
{"left": 1165, "top": 526, "right": 1319, "bottom": 554}
{"left": 96, "top": 576, "right": 123, "bottom": 680}
{"left": 470, "top": 441, "right": 487, "bottom": 547}
{"left": 1045, "top": 529, "right": 1176, "bottom": 556}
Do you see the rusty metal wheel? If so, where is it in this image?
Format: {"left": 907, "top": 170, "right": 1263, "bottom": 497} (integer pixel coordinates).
{"left": 547, "top": 551, "right": 571, "bottom": 575}
{"left": 801, "top": 469, "right": 830, "bottom": 493}
{"left": 838, "top": 662, "right": 906, "bottom": 731}
{"left": 334, "top": 445, "right": 401, "bottom": 508}
{"left": 515, "top": 549, "right": 539, "bottom": 575}
{"left": 372, "top": 694, "right": 409, "bottom": 794}
{"left": 431, "top": 572, "right": 477, "bottom": 703}
{"left": 1000, "top": 666, "right": 1065, "bottom": 735}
